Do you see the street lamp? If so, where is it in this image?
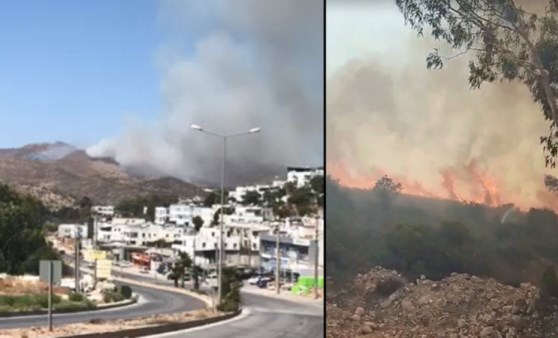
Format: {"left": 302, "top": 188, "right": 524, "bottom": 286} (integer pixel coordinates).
{"left": 191, "top": 124, "right": 261, "bottom": 305}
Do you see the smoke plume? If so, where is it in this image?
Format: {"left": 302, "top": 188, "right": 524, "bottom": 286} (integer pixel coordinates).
{"left": 327, "top": 4, "right": 558, "bottom": 210}
{"left": 87, "top": 0, "right": 324, "bottom": 186}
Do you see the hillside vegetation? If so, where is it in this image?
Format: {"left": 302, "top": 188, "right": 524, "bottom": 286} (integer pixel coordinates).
{"left": 0, "top": 184, "right": 60, "bottom": 275}
{"left": 327, "top": 175, "right": 558, "bottom": 291}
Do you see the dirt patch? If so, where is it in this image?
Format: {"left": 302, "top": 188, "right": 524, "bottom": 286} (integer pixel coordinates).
{"left": 0, "top": 309, "right": 221, "bottom": 338}
{"left": 327, "top": 266, "right": 558, "bottom": 338}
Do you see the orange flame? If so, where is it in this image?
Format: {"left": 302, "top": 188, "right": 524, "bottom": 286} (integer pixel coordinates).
{"left": 329, "top": 159, "right": 558, "bottom": 212}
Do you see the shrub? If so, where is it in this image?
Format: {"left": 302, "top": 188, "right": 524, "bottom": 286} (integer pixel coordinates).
{"left": 102, "top": 290, "right": 124, "bottom": 303}
{"left": 119, "top": 285, "right": 132, "bottom": 299}
{"left": 541, "top": 266, "right": 558, "bottom": 299}
{"left": 217, "top": 298, "right": 239, "bottom": 312}
{"left": 68, "top": 293, "right": 84, "bottom": 302}
{"left": 53, "top": 300, "right": 95, "bottom": 312}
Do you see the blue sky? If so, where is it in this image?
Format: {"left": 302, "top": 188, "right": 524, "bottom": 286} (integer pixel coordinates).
{"left": 0, "top": 0, "right": 170, "bottom": 148}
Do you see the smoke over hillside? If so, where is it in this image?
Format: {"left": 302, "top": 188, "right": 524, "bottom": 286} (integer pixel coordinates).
{"left": 87, "top": 0, "right": 324, "bottom": 185}
{"left": 327, "top": 2, "right": 558, "bottom": 210}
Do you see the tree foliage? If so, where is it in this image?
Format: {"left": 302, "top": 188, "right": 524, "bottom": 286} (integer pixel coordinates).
{"left": 0, "top": 184, "right": 60, "bottom": 275}
{"left": 396, "top": 0, "right": 558, "bottom": 167}
{"left": 116, "top": 194, "right": 178, "bottom": 221}
{"left": 328, "top": 180, "right": 558, "bottom": 289}
{"left": 241, "top": 191, "right": 261, "bottom": 205}
{"left": 193, "top": 216, "right": 204, "bottom": 232}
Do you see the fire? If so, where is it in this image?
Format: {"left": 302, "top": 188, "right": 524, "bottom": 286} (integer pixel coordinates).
{"left": 329, "top": 160, "right": 558, "bottom": 212}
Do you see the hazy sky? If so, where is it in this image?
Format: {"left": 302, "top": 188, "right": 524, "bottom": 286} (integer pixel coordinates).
{"left": 327, "top": 0, "right": 408, "bottom": 78}
{"left": 0, "top": 0, "right": 169, "bottom": 148}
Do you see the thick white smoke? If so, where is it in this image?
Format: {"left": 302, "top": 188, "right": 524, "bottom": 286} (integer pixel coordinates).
{"left": 327, "top": 0, "right": 557, "bottom": 209}
{"left": 87, "top": 0, "right": 324, "bottom": 185}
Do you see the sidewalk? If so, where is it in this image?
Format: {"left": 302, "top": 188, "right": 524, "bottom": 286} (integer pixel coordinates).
{"left": 241, "top": 285, "right": 323, "bottom": 306}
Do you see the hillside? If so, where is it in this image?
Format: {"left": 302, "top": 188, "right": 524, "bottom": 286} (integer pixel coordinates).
{"left": 327, "top": 175, "right": 558, "bottom": 288}
{"left": 0, "top": 142, "right": 205, "bottom": 208}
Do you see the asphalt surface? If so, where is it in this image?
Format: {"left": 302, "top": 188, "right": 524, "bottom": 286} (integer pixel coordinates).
{"left": 0, "top": 274, "right": 205, "bottom": 330}
{"left": 153, "top": 292, "right": 324, "bottom": 338}
{"left": 119, "top": 271, "right": 325, "bottom": 338}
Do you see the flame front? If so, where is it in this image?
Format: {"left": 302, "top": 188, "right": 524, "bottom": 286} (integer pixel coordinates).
{"left": 329, "top": 160, "right": 558, "bottom": 212}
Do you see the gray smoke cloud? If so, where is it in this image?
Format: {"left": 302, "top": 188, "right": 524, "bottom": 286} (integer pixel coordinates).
{"left": 327, "top": 2, "right": 557, "bottom": 209}
{"left": 87, "top": 0, "right": 324, "bottom": 185}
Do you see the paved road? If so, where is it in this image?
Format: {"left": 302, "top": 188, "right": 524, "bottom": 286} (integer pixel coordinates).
{"left": 150, "top": 292, "right": 324, "bottom": 338}
{"left": 0, "top": 279, "right": 205, "bottom": 330}
{"left": 114, "top": 270, "right": 325, "bottom": 338}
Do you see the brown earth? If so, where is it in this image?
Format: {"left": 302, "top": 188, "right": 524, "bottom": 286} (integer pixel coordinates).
{"left": 0, "top": 143, "right": 205, "bottom": 208}
{"left": 0, "top": 309, "right": 219, "bottom": 338}
{"left": 327, "top": 267, "right": 558, "bottom": 338}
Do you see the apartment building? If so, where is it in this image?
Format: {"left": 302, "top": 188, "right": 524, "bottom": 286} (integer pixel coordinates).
{"left": 286, "top": 166, "right": 324, "bottom": 188}
{"left": 57, "top": 224, "right": 88, "bottom": 239}
{"left": 91, "top": 205, "right": 115, "bottom": 217}
{"left": 171, "top": 223, "right": 271, "bottom": 268}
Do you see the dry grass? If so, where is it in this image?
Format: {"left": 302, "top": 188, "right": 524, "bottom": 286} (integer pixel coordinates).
{"left": 0, "top": 309, "right": 221, "bottom": 338}
{"left": 0, "top": 278, "right": 70, "bottom": 297}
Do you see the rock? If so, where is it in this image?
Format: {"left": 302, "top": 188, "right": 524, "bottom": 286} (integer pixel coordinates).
{"left": 355, "top": 307, "right": 365, "bottom": 316}
{"left": 359, "top": 325, "right": 373, "bottom": 334}
{"left": 401, "top": 299, "right": 415, "bottom": 311}
{"left": 480, "top": 326, "right": 494, "bottom": 337}
{"left": 351, "top": 314, "right": 361, "bottom": 321}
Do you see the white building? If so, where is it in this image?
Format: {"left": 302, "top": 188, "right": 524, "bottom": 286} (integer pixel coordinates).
{"left": 154, "top": 207, "right": 168, "bottom": 225}
{"left": 259, "top": 219, "right": 323, "bottom": 277}
{"left": 171, "top": 223, "right": 271, "bottom": 268}
{"left": 58, "top": 224, "right": 88, "bottom": 239}
{"left": 95, "top": 218, "right": 185, "bottom": 247}
{"left": 286, "top": 166, "right": 324, "bottom": 188}
{"left": 224, "top": 206, "right": 266, "bottom": 224}
{"left": 229, "top": 184, "right": 278, "bottom": 203}
{"left": 91, "top": 205, "right": 115, "bottom": 217}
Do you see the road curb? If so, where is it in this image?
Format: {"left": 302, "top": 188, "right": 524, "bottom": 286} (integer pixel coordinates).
{"left": 59, "top": 309, "right": 242, "bottom": 338}
{"left": 0, "top": 297, "right": 137, "bottom": 318}
{"left": 113, "top": 276, "right": 213, "bottom": 308}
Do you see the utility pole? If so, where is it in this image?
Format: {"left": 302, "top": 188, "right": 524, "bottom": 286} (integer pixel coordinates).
{"left": 276, "top": 225, "right": 280, "bottom": 294}
{"left": 48, "top": 260, "right": 53, "bottom": 332}
{"left": 191, "top": 124, "right": 260, "bottom": 306}
{"left": 74, "top": 228, "right": 81, "bottom": 293}
{"left": 218, "top": 137, "right": 226, "bottom": 306}
{"left": 314, "top": 217, "right": 319, "bottom": 299}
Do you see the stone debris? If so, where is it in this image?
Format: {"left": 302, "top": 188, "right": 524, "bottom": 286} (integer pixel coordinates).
{"left": 327, "top": 267, "right": 558, "bottom": 338}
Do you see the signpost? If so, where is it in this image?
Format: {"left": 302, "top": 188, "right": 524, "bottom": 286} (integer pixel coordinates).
{"left": 40, "top": 260, "right": 62, "bottom": 332}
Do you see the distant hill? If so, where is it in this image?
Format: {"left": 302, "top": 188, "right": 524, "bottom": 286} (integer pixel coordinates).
{"left": 0, "top": 142, "right": 205, "bottom": 209}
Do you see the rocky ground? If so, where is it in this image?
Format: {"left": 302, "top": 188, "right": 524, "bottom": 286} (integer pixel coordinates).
{"left": 0, "top": 309, "right": 219, "bottom": 338}
{"left": 327, "top": 267, "right": 558, "bottom": 338}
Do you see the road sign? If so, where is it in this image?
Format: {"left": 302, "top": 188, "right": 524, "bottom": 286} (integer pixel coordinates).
{"left": 39, "top": 260, "right": 62, "bottom": 284}
{"left": 95, "top": 259, "right": 112, "bottom": 279}
{"left": 84, "top": 250, "right": 106, "bottom": 261}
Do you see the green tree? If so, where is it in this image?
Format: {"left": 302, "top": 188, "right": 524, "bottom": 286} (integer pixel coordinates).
{"left": 541, "top": 265, "right": 558, "bottom": 298}
{"left": 310, "top": 175, "right": 324, "bottom": 194}
{"left": 373, "top": 175, "right": 402, "bottom": 208}
{"left": 192, "top": 265, "right": 203, "bottom": 291}
{"left": 242, "top": 191, "right": 261, "bottom": 205}
{"left": 169, "top": 252, "right": 192, "bottom": 288}
{"left": 204, "top": 192, "right": 218, "bottom": 207}
{"left": 396, "top": 0, "right": 558, "bottom": 167}
{"left": 193, "top": 216, "right": 204, "bottom": 232}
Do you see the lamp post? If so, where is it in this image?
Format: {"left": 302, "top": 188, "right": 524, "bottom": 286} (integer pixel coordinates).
{"left": 191, "top": 124, "right": 261, "bottom": 305}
